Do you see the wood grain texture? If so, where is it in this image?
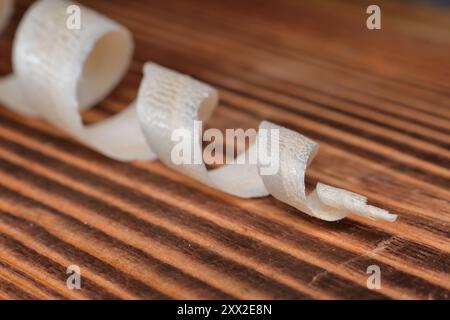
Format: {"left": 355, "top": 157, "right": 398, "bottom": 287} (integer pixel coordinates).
{"left": 0, "top": 0, "right": 449, "bottom": 299}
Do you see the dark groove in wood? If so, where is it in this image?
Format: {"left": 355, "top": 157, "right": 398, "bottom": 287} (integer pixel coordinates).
{"left": 0, "top": 260, "right": 66, "bottom": 299}
{"left": 0, "top": 118, "right": 447, "bottom": 249}
{"left": 0, "top": 234, "right": 119, "bottom": 299}
{"left": 0, "top": 157, "right": 314, "bottom": 299}
{"left": 214, "top": 81, "right": 450, "bottom": 164}
{"left": 0, "top": 132, "right": 447, "bottom": 297}
{"left": 0, "top": 210, "right": 170, "bottom": 299}
{"left": 0, "top": 278, "right": 37, "bottom": 300}
{"left": 0, "top": 185, "right": 234, "bottom": 299}
{"left": 0, "top": 116, "right": 447, "bottom": 250}
{"left": 2, "top": 95, "right": 450, "bottom": 203}
{"left": 224, "top": 102, "right": 450, "bottom": 189}
{"left": 0, "top": 138, "right": 392, "bottom": 298}
{"left": 212, "top": 74, "right": 450, "bottom": 148}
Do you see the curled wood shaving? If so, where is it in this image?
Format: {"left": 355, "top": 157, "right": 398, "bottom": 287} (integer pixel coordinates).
{"left": 137, "top": 63, "right": 397, "bottom": 222}
{"left": 0, "top": 0, "right": 397, "bottom": 222}
{"left": 0, "top": 0, "right": 152, "bottom": 160}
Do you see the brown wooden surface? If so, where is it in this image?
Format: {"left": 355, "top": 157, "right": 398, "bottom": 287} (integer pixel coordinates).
{"left": 0, "top": 0, "right": 449, "bottom": 299}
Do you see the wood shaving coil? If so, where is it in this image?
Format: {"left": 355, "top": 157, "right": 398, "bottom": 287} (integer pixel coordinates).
{"left": 0, "top": 0, "right": 397, "bottom": 222}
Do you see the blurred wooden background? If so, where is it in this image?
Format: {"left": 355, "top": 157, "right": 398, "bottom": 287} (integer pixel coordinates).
{"left": 0, "top": 0, "right": 449, "bottom": 299}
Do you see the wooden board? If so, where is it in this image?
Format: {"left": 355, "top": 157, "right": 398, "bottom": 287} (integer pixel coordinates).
{"left": 0, "top": 0, "right": 449, "bottom": 299}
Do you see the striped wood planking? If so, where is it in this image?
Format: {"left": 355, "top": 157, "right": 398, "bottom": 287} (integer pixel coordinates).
{"left": 0, "top": 0, "right": 449, "bottom": 299}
